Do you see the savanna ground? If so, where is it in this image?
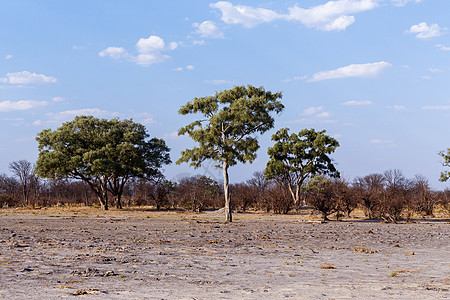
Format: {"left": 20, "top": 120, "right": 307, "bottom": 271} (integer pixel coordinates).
{"left": 0, "top": 207, "right": 448, "bottom": 299}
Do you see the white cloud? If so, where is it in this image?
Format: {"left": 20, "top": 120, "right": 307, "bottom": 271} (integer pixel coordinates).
{"left": 0, "top": 71, "right": 57, "bottom": 84}
{"left": 422, "top": 105, "right": 450, "bottom": 111}
{"left": 211, "top": 0, "right": 378, "bottom": 31}
{"left": 301, "top": 106, "right": 326, "bottom": 116}
{"left": 408, "top": 22, "right": 442, "bottom": 39}
{"left": 421, "top": 75, "right": 432, "bottom": 80}
{"left": 193, "top": 21, "right": 224, "bottom": 38}
{"left": 133, "top": 112, "right": 155, "bottom": 125}
{"left": 99, "top": 35, "right": 177, "bottom": 66}
{"left": 99, "top": 47, "right": 130, "bottom": 60}
{"left": 309, "top": 61, "right": 391, "bottom": 82}
{"left": 47, "top": 108, "right": 119, "bottom": 121}
{"left": 287, "top": 0, "right": 377, "bottom": 31}
{"left": 210, "top": 1, "right": 280, "bottom": 28}
{"left": 436, "top": 44, "right": 450, "bottom": 51}
{"left": 387, "top": 105, "right": 406, "bottom": 111}
{"left": 5, "top": 54, "right": 13, "bottom": 60}
{"left": 0, "top": 100, "right": 48, "bottom": 112}
{"left": 136, "top": 36, "right": 165, "bottom": 53}
{"left": 341, "top": 100, "right": 372, "bottom": 106}
{"left": 52, "top": 96, "right": 65, "bottom": 102}
{"left": 290, "top": 106, "right": 335, "bottom": 124}
{"left": 175, "top": 65, "right": 194, "bottom": 72}
{"left": 391, "top": 0, "right": 422, "bottom": 7}
{"left": 429, "top": 68, "right": 442, "bottom": 73}
{"left": 193, "top": 40, "right": 206, "bottom": 46}
{"left": 204, "top": 79, "right": 232, "bottom": 85}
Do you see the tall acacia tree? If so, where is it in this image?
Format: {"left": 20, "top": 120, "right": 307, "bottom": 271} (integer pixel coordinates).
{"left": 177, "top": 85, "right": 284, "bottom": 222}
{"left": 35, "top": 116, "right": 171, "bottom": 210}
{"left": 265, "top": 128, "right": 339, "bottom": 208}
{"left": 440, "top": 148, "right": 450, "bottom": 182}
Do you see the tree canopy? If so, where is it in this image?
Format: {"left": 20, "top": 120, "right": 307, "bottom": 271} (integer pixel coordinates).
{"left": 177, "top": 85, "right": 284, "bottom": 221}
{"left": 35, "top": 116, "right": 171, "bottom": 210}
{"left": 265, "top": 128, "right": 339, "bottom": 207}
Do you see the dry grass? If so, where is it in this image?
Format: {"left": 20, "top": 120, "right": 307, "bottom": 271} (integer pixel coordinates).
{"left": 320, "top": 264, "right": 336, "bottom": 269}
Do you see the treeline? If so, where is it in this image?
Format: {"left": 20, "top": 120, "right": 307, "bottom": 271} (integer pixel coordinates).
{"left": 1, "top": 163, "right": 449, "bottom": 221}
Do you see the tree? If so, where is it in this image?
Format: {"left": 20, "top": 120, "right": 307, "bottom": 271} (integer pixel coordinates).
{"left": 265, "top": 128, "right": 339, "bottom": 209}
{"left": 411, "top": 175, "right": 437, "bottom": 216}
{"left": 354, "top": 173, "right": 384, "bottom": 219}
{"left": 380, "top": 169, "right": 410, "bottom": 222}
{"left": 440, "top": 148, "right": 450, "bottom": 182}
{"left": 35, "top": 116, "right": 171, "bottom": 210}
{"left": 176, "top": 175, "right": 220, "bottom": 212}
{"left": 149, "top": 179, "right": 176, "bottom": 211}
{"left": 332, "top": 178, "right": 358, "bottom": 218}
{"left": 303, "top": 176, "right": 337, "bottom": 221}
{"left": 177, "top": 85, "right": 284, "bottom": 222}
{"left": 9, "top": 160, "right": 33, "bottom": 206}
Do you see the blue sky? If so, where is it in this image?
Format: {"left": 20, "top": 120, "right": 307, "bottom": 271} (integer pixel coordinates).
{"left": 0, "top": 0, "right": 449, "bottom": 188}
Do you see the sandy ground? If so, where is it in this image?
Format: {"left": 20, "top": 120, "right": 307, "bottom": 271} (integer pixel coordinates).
{"left": 0, "top": 208, "right": 448, "bottom": 299}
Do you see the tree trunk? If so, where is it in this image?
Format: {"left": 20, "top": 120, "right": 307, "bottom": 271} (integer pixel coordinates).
{"left": 223, "top": 161, "right": 232, "bottom": 222}
{"left": 99, "top": 181, "right": 109, "bottom": 210}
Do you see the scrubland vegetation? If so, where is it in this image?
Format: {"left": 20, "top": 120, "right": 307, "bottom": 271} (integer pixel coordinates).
{"left": 1, "top": 168, "right": 449, "bottom": 221}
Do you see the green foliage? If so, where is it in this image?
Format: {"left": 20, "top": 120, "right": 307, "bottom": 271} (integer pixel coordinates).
{"left": 440, "top": 148, "right": 450, "bottom": 182}
{"left": 35, "top": 116, "right": 171, "bottom": 209}
{"left": 265, "top": 127, "right": 339, "bottom": 206}
{"left": 177, "top": 85, "right": 284, "bottom": 168}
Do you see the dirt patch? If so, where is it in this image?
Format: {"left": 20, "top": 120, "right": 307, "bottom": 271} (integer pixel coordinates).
{"left": 0, "top": 209, "right": 449, "bottom": 299}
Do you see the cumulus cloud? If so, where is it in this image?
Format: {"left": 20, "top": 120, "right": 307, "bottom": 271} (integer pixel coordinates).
{"left": 341, "top": 100, "right": 372, "bottom": 106}
{"left": 0, "top": 71, "right": 57, "bottom": 84}
{"left": 99, "top": 47, "right": 130, "bottom": 60}
{"left": 210, "top": 0, "right": 378, "bottom": 31}
{"left": 5, "top": 54, "right": 13, "bottom": 60}
{"left": 286, "top": 0, "right": 377, "bottom": 31}
{"left": 429, "top": 68, "right": 442, "bottom": 73}
{"left": 309, "top": 61, "right": 391, "bottom": 82}
{"left": 210, "top": 1, "right": 280, "bottom": 28}
{"left": 408, "top": 22, "right": 442, "bottom": 39}
{"left": 193, "top": 21, "right": 224, "bottom": 38}
{"left": 99, "top": 35, "right": 178, "bottom": 66}
{"left": 0, "top": 100, "right": 48, "bottom": 112}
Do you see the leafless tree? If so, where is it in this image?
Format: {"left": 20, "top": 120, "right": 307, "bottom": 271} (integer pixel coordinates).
{"left": 354, "top": 173, "right": 384, "bottom": 219}
{"left": 410, "top": 175, "right": 438, "bottom": 216}
{"left": 9, "top": 160, "right": 33, "bottom": 206}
